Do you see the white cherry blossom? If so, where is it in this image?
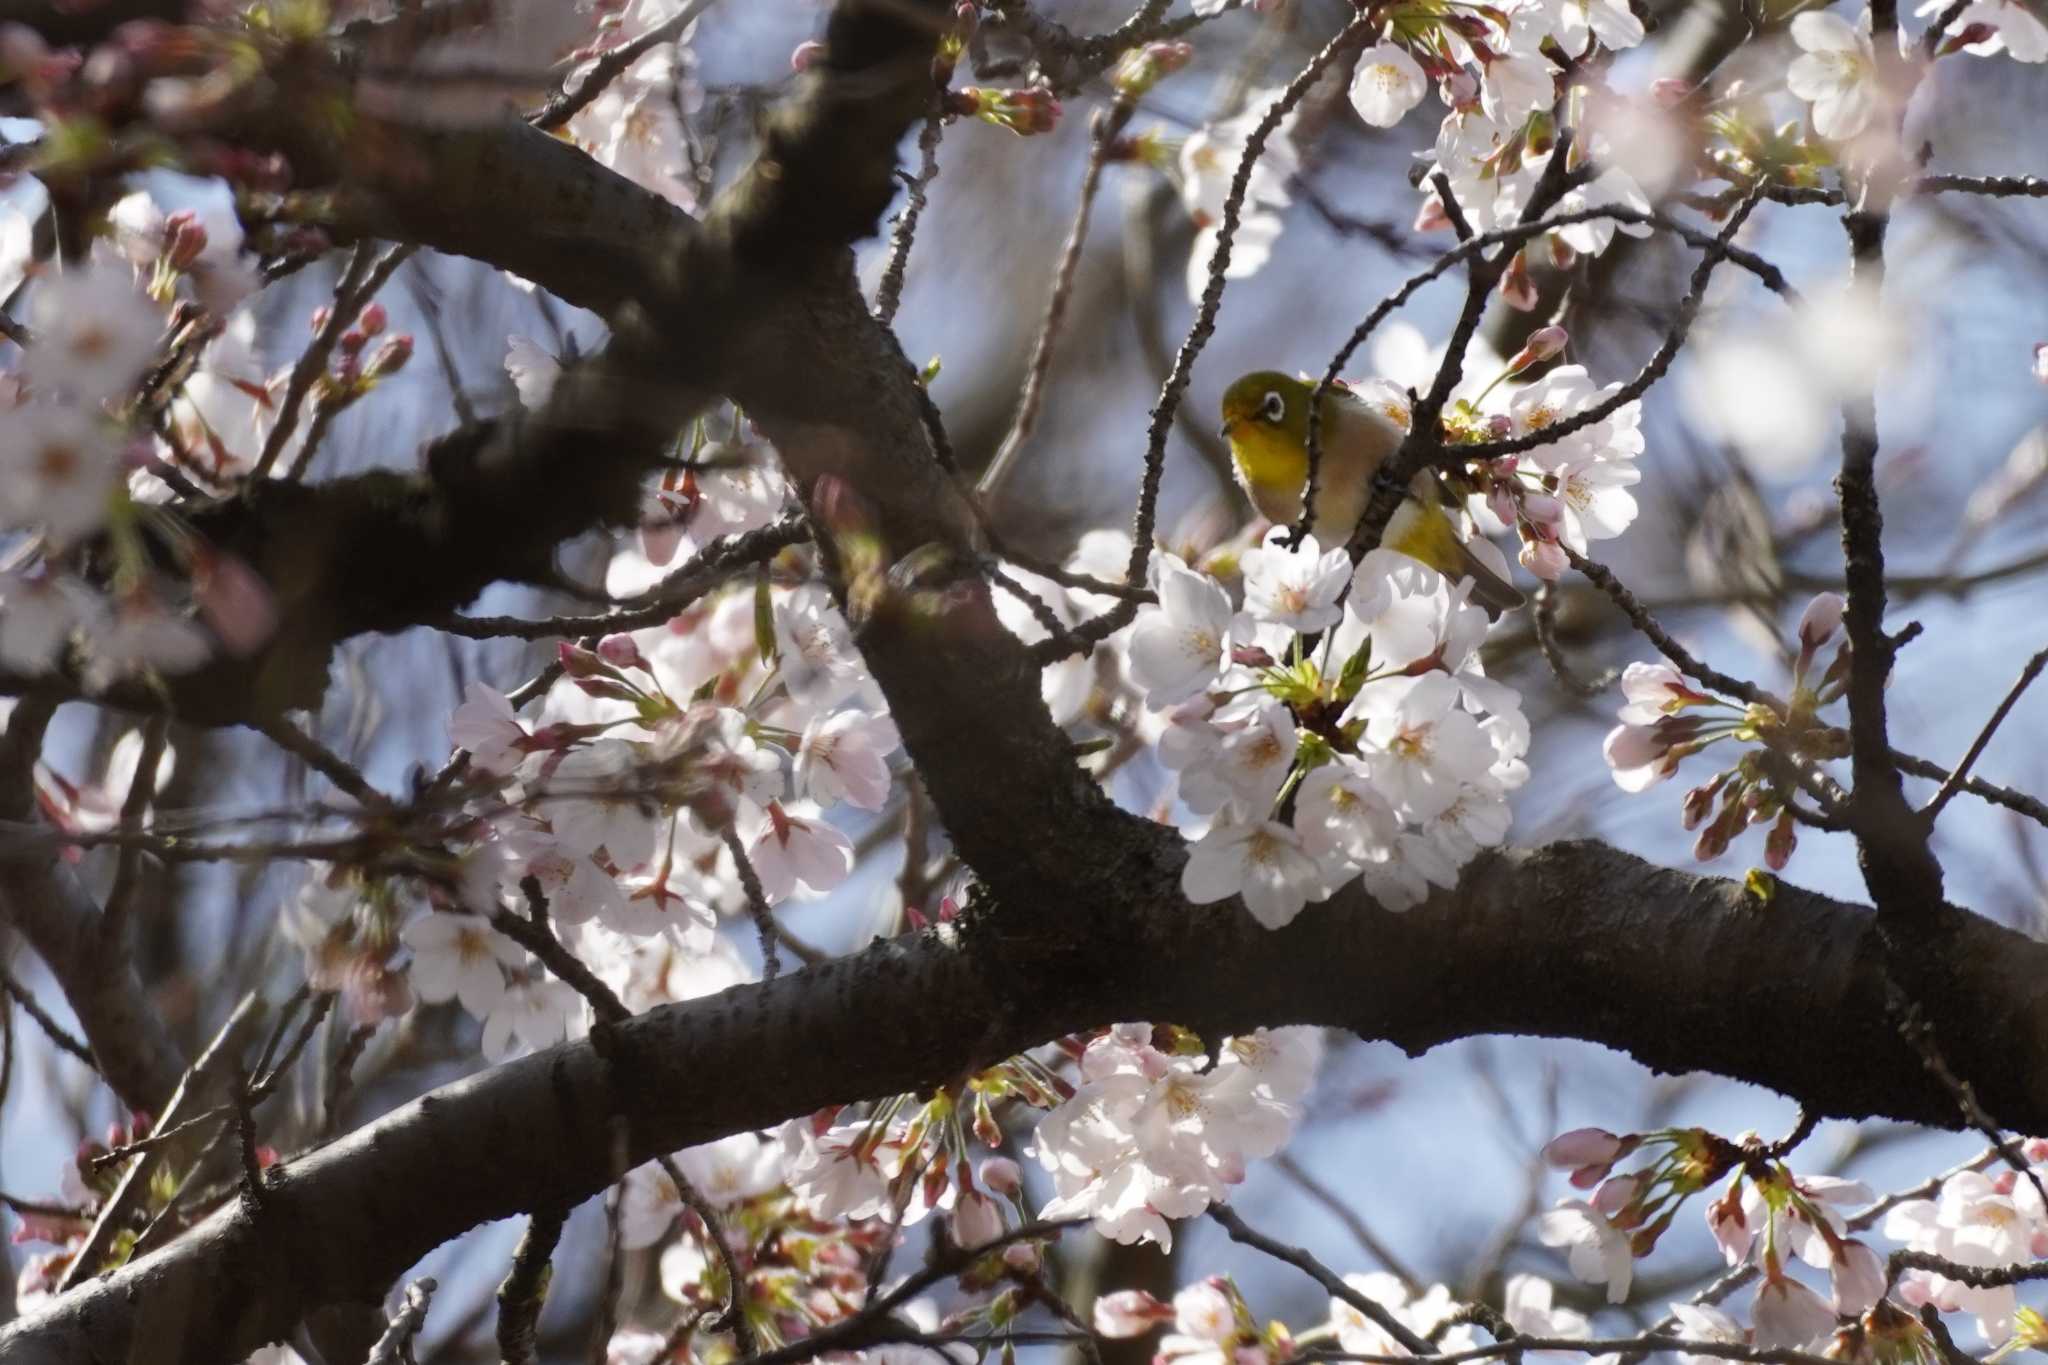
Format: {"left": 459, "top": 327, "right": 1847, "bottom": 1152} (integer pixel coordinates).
{"left": 402, "top": 912, "right": 523, "bottom": 1018}
{"left": 747, "top": 804, "right": 854, "bottom": 902}
{"left": 1181, "top": 816, "right": 1327, "bottom": 929}
{"left": 1788, "top": 12, "right": 1879, "bottom": 141}
{"left": 1129, "top": 554, "right": 1234, "bottom": 708}
{"left": 1350, "top": 43, "right": 1429, "bottom": 128}
{"left": 1241, "top": 531, "right": 1350, "bottom": 632}
{"left": 796, "top": 709, "right": 898, "bottom": 810}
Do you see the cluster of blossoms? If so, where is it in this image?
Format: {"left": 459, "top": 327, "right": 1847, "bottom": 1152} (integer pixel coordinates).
{"left": 0, "top": 239, "right": 236, "bottom": 682}
{"left": 1127, "top": 539, "right": 1528, "bottom": 923}
{"left": 605, "top": 1130, "right": 912, "bottom": 1358}
{"left": 1459, "top": 355, "right": 1644, "bottom": 580}
{"left": 1602, "top": 592, "right": 1850, "bottom": 869}
{"left": 1033, "top": 1025, "right": 1320, "bottom": 1247}
{"left": 1095, "top": 1264, "right": 1603, "bottom": 1365}
{"left": 288, "top": 505, "right": 904, "bottom": 1058}
{"left": 1535, "top": 1124, "right": 2048, "bottom": 1358}
{"left": 1161, "top": 0, "right": 2046, "bottom": 338}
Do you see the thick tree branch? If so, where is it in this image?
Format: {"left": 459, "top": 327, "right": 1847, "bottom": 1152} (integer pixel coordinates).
{"left": 15, "top": 838, "right": 2048, "bottom": 1364}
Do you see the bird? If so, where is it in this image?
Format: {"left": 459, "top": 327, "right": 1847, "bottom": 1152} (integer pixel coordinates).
{"left": 1218, "top": 370, "right": 1525, "bottom": 616}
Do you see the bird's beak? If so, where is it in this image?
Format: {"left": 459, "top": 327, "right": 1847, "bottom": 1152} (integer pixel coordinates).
{"left": 1218, "top": 417, "right": 1238, "bottom": 440}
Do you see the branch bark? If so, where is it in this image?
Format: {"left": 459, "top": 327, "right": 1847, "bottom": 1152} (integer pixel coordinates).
{"left": 13, "top": 838, "right": 2048, "bottom": 1365}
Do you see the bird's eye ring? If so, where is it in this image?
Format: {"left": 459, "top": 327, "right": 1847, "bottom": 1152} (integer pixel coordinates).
{"left": 1260, "top": 391, "right": 1286, "bottom": 423}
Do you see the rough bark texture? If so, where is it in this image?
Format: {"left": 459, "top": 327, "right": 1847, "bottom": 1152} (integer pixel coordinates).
{"left": 3, "top": 3, "right": 2042, "bottom": 1363}
{"left": 11, "top": 840, "right": 2048, "bottom": 1365}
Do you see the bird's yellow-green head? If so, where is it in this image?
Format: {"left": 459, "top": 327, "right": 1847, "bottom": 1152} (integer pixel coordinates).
{"left": 1219, "top": 371, "right": 1315, "bottom": 496}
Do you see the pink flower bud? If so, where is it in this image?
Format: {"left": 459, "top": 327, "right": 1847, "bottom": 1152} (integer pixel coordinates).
{"left": 981, "top": 1156, "right": 1023, "bottom": 1197}
{"left": 1487, "top": 481, "right": 1520, "bottom": 526}
{"left": 309, "top": 305, "right": 331, "bottom": 334}
{"left": 1682, "top": 777, "right": 1723, "bottom": 831}
{"left": 1001, "top": 1242, "right": 1040, "bottom": 1272}
{"left": 1520, "top": 536, "right": 1568, "bottom": 581}
{"left": 1797, "top": 592, "right": 1846, "bottom": 652}
{"left": 1764, "top": 809, "right": 1796, "bottom": 871}
{"left": 952, "top": 1189, "right": 1005, "bottom": 1248}
{"left": 357, "top": 301, "right": 387, "bottom": 337}
{"left": 1543, "top": 1127, "right": 1627, "bottom": 1169}
{"left": 557, "top": 642, "right": 608, "bottom": 677}
{"left": 162, "top": 210, "right": 207, "bottom": 268}
{"left": 0, "top": 23, "right": 48, "bottom": 78}
{"left": 1092, "top": 1290, "right": 1171, "bottom": 1339}
{"left": 191, "top": 547, "right": 277, "bottom": 658}
{"left": 365, "top": 334, "right": 413, "bottom": 379}
{"left": 596, "top": 633, "right": 647, "bottom": 671}
{"left": 790, "top": 40, "right": 825, "bottom": 72}
{"left": 1649, "top": 77, "right": 1693, "bottom": 106}
{"left": 1693, "top": 807, "right": 1737, "bottom": 861}
{"left": 1594, "top": 1172, "right": 1640, "bottom": 1216}
{"left": 1414, "top": 194, "right": 1452, "bottom": 234}
{"left": 1521, "top": 492, "right": 1565, "bottom": 528}
{"left": 1500, "top": 252, "right": 1540, "bottom": 311}
{"left": 1523, "top": 325, "right": 1568, "bottom": 362}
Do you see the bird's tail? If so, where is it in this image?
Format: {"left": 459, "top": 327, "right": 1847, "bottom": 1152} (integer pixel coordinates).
{"left": 1384, "top": 481, "right": 1527, "bottom": 619}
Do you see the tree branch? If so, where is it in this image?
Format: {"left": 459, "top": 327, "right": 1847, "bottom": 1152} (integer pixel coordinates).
{"left": 18, "top": 838, "right": 2048, "bottom": 1363}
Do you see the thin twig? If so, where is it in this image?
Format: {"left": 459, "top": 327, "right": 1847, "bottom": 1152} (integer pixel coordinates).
{"left": 1564, "top": 548, "right": 1769, "bottom": 705}
{"left": 1922, "top": 646, "right": 2048, "bottom": 824}
{"left": 1209, "top": 1204, "right": 1434, "bottom": 1357}
{"left": 0, "top": 958, "right": 97, "bottom": 1070}
{"left": 250, "top": 244, "right": 378, "bottom": 481}
{"left": 1531, "top": 581, "right": 1619, "bottom": 698}
{"left": 366, "top": 1278, "right": 439, "bottom": 1365}
{"left": 1270, "top": 1151, "right": 1422, "bottom": 1290}
{"left": 491, "top": 891, "right": 756, "bottom": 1354}
{"left": 257, "top": 717, "right": 391, "bottom": 811}
{"left": 980, "top": 93, "right": 1136, "bottom": 495}
{"left": 874, "top": 106, "right": 946, "bottom": 326}
{"left": 531, "top": 0, "right": 718, "bottom": 132}
{"left": 1892, "top": 749, "right": 2048, "bottom": 831}
{"left": 101, "top": 717, "right": 168, "bottom": 944}
{"left": 720, "top": 827, "right": 780, "bottom": 982}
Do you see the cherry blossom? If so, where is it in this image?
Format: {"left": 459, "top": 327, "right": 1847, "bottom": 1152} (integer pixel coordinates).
{"left": 0, "top": 404, "right": 123, "bottom": 542}
{"left": 402, "top": 912, "right": 523, "bottom": 1018}
{"left": 795, "top": 709, "right": 899, "bottom": 810}
{"left": 1179, "top": 88, "right": 1299, "bottom": 301}
{"left": 1925, "top": 0, "right": 2048, "bottom": 58}
{"left": 0, "top": 573, "right": 96, "bottom": 673}
{"left": 480, "top": 976, "right": 579, "bottom": 1062}
{"left": 1349, "top": 43, "right": 1429, "bottom": 128}
{"left": 1241, "top": 531, "right": 1350, "bottom": 632}
{"left": 1329, "top": 1273, "right": 1476, "bottom": 1354}
{"left": 449, "top": 682, "right": 529, "bottom": 776}
{"left": 1129, "top": 554, "right": 1236, "bottom": 708}
{"left": 1788, "top": 12, "right": 1880, "bottom": 142}
{"left": 541, "top": 739, "right": 663, "bottom": 862}
{"left": 1751, "top": 1272, "right": 1837, "bottom": 1349}
{"left": 1537, "top": 1199, "right": 1634, "bottom": 1302}
{"left": 21, "top": 263, "right": 162, "bottom": 405}
{"left": 747, "top": 802, "right": 854, "bottom": 902}
{"left": 1349, "top": 673, "right": 1497, "bottom": 822}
